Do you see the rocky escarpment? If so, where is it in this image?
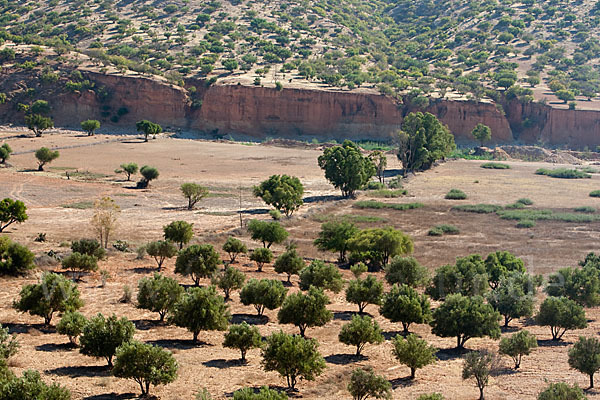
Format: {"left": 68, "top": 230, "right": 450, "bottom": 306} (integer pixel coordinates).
{"left": 2, "top": 70, "right": 600, "bottom": 149}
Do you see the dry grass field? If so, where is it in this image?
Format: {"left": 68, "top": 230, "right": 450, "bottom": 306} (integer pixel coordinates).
{"left": 1, "top": 130, "right": 600, "bottom": 399}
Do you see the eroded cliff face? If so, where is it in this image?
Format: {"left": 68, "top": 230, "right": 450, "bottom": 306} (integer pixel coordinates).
{"left": 4, "top": 70, "right": 600, "bottom": 149}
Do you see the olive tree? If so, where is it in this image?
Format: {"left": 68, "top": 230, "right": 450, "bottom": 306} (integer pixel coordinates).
{"left": 339, "top": 315, "right": 384, "bottom": 357}
{"left": 175, "top": 244, "right": 221, "bottom": 286}
{"left": 347, "top": 366, "right": 391, "bottom": 400}
{"left": 34, "top": 147, "right": 59, "bottom": 171}
{"left": 392, "top": 334, "right": 437, "bottom": 379}
{"left": 81, "top": 119, "right": 100, "bottom": 136}
{"left": 261, "top": 331, "right": 326, "bottom": 389}
{"left": 0, "top": 143, "right": 12, "bottom": 164}
{"left": 484, "top": 251, "right": 526, "bottom": 289}
{"left": 345, "top": 275, "right": 384, "bottom": 313}
{"left": 56, "top": 311, "right": 87, "bottom": 345}
{"left": 13, "top": 272, "right": 84, "bottom": 325}
{"left": 274, "top": 247, "right": 305, "bottom": 283}
{"left": 222, "top": 237, "right": 248, "bottom": 264}
{"left": 278, "top": 286, "right": 332, "bottom": 336}
{"left": 137, "top": 273, "right": 184, "bottom": 322}
{"left": 314, "top": 220, "right": 358, "bottom": 263}
{"left": 462, "top": 350, "right": 497, "bottom": 400}
{"left": 223, "top": 322, "right": 262, "bottom": 363}
{"left": 348, "top": 227, "right": 414, "bottom": 271}
{"left": 487, "top": 274, "right": 535, "bottom": 328}
{"left": 253, "top": 175, "right": 304, "bottom": 217}
{"left": 426, "top": 254, "right": 488, "bottom": 300}
{"left": 61, "top": 252, "right": 98, "bottom": 280}
{"left": 536, "top": 297, "right": 587, "bottom": 341}
{"left": 145, "top": 240, "right": 177, "bottom": 271}
{"left": 247, "top": 220, "right": 289, "bottom": 248}
{"left": 499, "top": 330, "right": 538, "bottom": 369}
{"left": 568, "top": 336, "right": 600, "bottom": 389}
{"left": 380, "top": 284, "right": 432, "bottom": 334}
{"left": 471, "top": 123, "right": 491, "bottom": 147}
{"left": 546, "top": 267, "right": 600, "bottom": 307}
{"left": 385, "top": 256, "right": 429, "bottom": 287}
{"left": 318, "top": 140, "right": 376, "bottom": 197}
{"left": 113, "top": 341, "right": 178, "bottom": 396}
{"left": 240, "top": 279, "right": 287, "bottom": 317}
{"left": 169, "top": 286, "right": 230, "bottom": 342}
{"left": 212, "top": 267, "right": 246, "bottom": 300}
{"left": 180, "top": 183, "right": 209, "bottom": 210}
{"left": 136, "top": 120, "right": 162, "bottom": 142}
{"left": 163, "top": 220, "right": 194, "bottom": 249}
{"left": 250, "top": 248, "right": 273, "bottom": 272}
{"left": 299, "top": 260, "right": 344, "bottom": 293}
{"left": 138, "top": 165, "right": 159, "bottom": 188}
{"left": 71, "top": 238, "right": 106, "bottom": 260}
{"left": 116, "top": 162, "right": 138, "bottom": 181}
{"left": 79, "top": 313, "right": 135, "bottom": 367}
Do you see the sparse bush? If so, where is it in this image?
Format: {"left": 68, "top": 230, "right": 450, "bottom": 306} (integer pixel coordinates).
{"left": 56, "top": 311, "right": 87, "bottom": 345}
{"left": 62, "top": 252, "right": 98, "bottom": 279}
{"left": 71, "top": 238, "right": 106, "bottom": 260}
{"left": 120, "top": 285, "right": 133, "bottom": 303}
{"left": 462, "top": 350, "right": 497, "bottom": 400}
{"left": 428, "top": 224, "right": 460, "bottom": 236}
{"left": 137, "top": 273, "right": 183, "bottom": 322}
{"left": 339, "top": 315, "right": 384, "bottom": 356}
{"left": 250, "top": 248, "right": 273, "bottom": 272}
{"left": 13, "top": 272, "right": 83, "bottom": 325}
{"left": 0, "top": 236, "right": 34, "bottom": 275}
{"left": 299, "top": 260, "right": 344, "bottom": 293}
{"left": 517, "top": 220, "right": 535, "bottom": 228}
{"left": 590, "top": 190, "right": 600, "bottom": 198}
{"left": 233, "top": 386, "right": 288, "bottom": 400}
{"left": 278, "top": 286, "right": 332, "bottom": 336}
{"left": 169, "top": 286, "right": 230, "bottom": 342}
{"left": 79, "top": 313, "right": 135, "bottom": 367}
{"left": 0, "top": 368, "right": 71, "bottom": 399}
{"left": 222, "top": 237, "right": 247, "bottom": 263}
{"left": 138, "top": 165, "right": 159, "bottom": 188}
{"left": 163, "top": 220, "right": 194, "bottom": 249}
{"left": 535, "top": 168, "right": 591, "bottom": 179}
{"left": 480, "top": 162, "right": 510, "bottom": 169}
{"left": 499, "top": 330, "right": 538, "bottom": 369}
{"left": 240, "top": 279, "right": 287, "bottom": 317}
{"left": 91, "top": 197, "right": 120, "bottom": 249}
{"left": 445, "top": 189, "right": 467, "bottom": 200}
{"left": 392, "top": 333, "right": 437, "bottom": 379}
{"left": 145, "top": 240, "right": 177, "bottom": 271}
{"left": 452, "top": 204, "right": 503, "bottom": 214}
{"left": 0, "top": 324, "right": 18, "bottom": 359}
{"left": 175, "top": 244, "right": 221, "bottom": 286}
{"left": 180, "top": 183, "right": 209, "bottom": 210}
{"left": 345, "top": 275, "right": 384, "bottom": 313}
{"left": 212, "top": 267, "right": 246, "bottom": 301}
{"left": 261, "top": 331, "right": 325, "bottom": 389}
{"left": 380, "top": 284, "right": 432, "bottom": 334}
{"left": 113, "top": 341, "right": 178, "bottom": 396}
{"left": 575, "top": 206, "right": 596, "bottom": 213}
{"left": 35, "top": 147, "right": 59, "bottom": 171}
{"left": 537, "top": 297, "right": 587, "bottom": 341}
{"left": 223, "top": 322, "right": 262, "bottom": 363}
{"left": 347, "top": 366, "right": 391, "bottom": 400}
{"left": 417, "top": 394, "right": 445, "bottom": 400}
{"left": 537, "top": 382, "right": 587, "bottom": 400}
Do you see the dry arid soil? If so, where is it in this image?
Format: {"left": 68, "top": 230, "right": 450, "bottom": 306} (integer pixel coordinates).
{"left": 1, "top": 129, "right": 600, "bottom": 399}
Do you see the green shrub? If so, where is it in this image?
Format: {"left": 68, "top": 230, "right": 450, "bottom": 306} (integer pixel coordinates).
{"left": 71, "top": 239, "right": 106, "bottom": 260}
{"left": 232, "top": 386, "right": 288, "bottom": 400}
{"left": 428, "top": 224, "right": 459, "bottom": 236}
{"left": 445, "top": 189, "right": 467, "bottom": 200}
{"left": 0, "top": 236, "right": 35, "bottom": 275}
{"left": 452, "top": 204, "right": 503, "bottom": 214}
{"left": 354, "top": 200, "right": 424, "bottom": 211}
{"left": 575, "top": 206, "right": 596, "bottom": 213}
{"left": 535, "top": 168, "right": 591, "bottom": 179}
{"left": 364, "top": 181, "right": 385, "bottom": 190}
{"left": 516, "top": 220, "right": 535, "bottom": 228}
{"left": 368, "top": 189, "right": 407, "bottom": 198}
{"left": 347, "top": 367, "right": 391, "bottom": 400}
{"left": 56, "top": 311, "right": 87, "bottom": 345}
{"left": 79, "top": 313, "right": 135, "bottom": 367}
{"left": 0, "top": 324, "right": 18, "bottom": 359}
{"left": 590, "top": 190, "right": 600, "bottom": 198}
{"left": 223, "top": 322, "right": 262, "bottom": 363}
{"left": 537, "top": 382, "right": 586, "bottom": 400}
{"left": 480, "top": 162, "right": 510, "bottom": 169}
{"left": 516, "top": 198, "right": 533, "bottom": 205}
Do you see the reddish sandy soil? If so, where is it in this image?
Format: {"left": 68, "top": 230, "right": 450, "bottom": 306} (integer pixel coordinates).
{"left": 1, "top": 130, "right": 600, "bottom": 399}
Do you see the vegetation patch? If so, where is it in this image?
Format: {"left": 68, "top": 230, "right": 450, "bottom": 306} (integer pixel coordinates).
{"left": 312, "top": 213, "right": 386, "bottom": 224}
{"left": 535, "top": 168, "right": 591, "bottom": 179}
{"left": 452, "top": 204, "right": 503, "bottom": 214}
{"left": 498, "top": 209, "right": 600, "bottom": 223}
{"left": 516, "top": 220, "right": 536, "bottom": 228}
{"left": 428, "top": 224, "right": 460, "bottom": 236}
{"left": 574, "top": 206, "right": 596, "bottom": 213}
{"left": 445, "top": 189, "right": 467, "bottom": 200}
{"left": 354, "top": 200, "right": 424, "bottom": 211}
{"left": 61, "top": 201, "right": 94, "bottom": 210}
{"left": 368, "top": 189, "right": 407, "bottom": 198}
{"left": 480, "top": 162, "right": 510, "bottom": 169}
{"left": 590, "top": 190, "right": 600, "bottom": 198}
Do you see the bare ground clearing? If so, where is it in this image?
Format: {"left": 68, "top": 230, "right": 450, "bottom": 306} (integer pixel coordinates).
{"left": 1, "top": 131, "right": 600, "bottom": 399}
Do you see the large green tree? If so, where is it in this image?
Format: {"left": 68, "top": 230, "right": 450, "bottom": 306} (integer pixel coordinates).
{"left": 537, "top": 297, "right": 587, "bottom": 341}
{"left": 0, "top": 198, "right": 27, "bottom": 233}
{"left": 318, "top": 140, "right": 376, "bottom": 197}
{"left": 175, "top": 244, "right": 221, "bottom": 285}
{"left": 278, "top": 286, "right": 332, "bottom": 336}
{"left": 314, "top": 220, "right": 358, "bottom": 263}
{"left": 136, "top": 120, "right": 162, "bottom": 142}
{"left": 380, "top": 284, "right": 432, "bottom": 334}
{"left": 253, "top": 175, "right": 304, "bottom": 217}
{"left": 137, "top": 273, "right": 183, "bottom": 322}
{"left": 240, "top": 279, "right": 287, "bottom": 317}
{"left": 348, "top": 227, "right": 414, "bottom": 271}
{"left": 397, "top": 112, "right": 455, "bottom": 176}
{"left": 79, "top": 313, "right": 135, "bottom": 367}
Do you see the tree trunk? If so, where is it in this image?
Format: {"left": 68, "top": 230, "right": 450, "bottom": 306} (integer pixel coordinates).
{"left": 504, "top": 315, "right": 510, "bottom": 328}
{"left": 193, "top": 331, "right": 199, "bottom": 343}
{"left": 410, "top": 368, "right": 416, "bottom": 379}
{"left": 38, "top": 163, "right": 44, "bottom": 171}
{"left": 590, "top": 374, "right": 594, "bottom": 389}
{"left": 241, "top": 350, "right": 246, "bottom": 363}
{"left": 479, "top": 386, "right": 485, "bottom": 400}
{"left": 457, "top": 336, "right": 462, "bottom": 349}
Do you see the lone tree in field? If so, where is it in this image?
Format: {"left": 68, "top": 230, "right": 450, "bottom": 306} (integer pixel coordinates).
{"left": 61, "top": 252, "right": 98, "bottom": 280}
{"left": 240, "top": 278, "right": 287, "bottom": 317}
{"left": 262, "top": 330, "right": 326, "bottom": 390}
{"left": 163, "top": 220, "right": 194, "bottom": 249}
{"left": 247, "top": 219, "right": 289, "bottom": 248}
{"left": 222, "top": 237, "right": 248, "bottom": 264}
{"left": 345, "top": 274, "right": 384, "bottom": 313}
{"left": 568, "top": 336, "right": 600, "bottom": 389}
{"left": 13, "top": 272, "right": 83, "bottom": 325}
{"left": 430, "top": 294, "right": 501, "bottom": 349}
{"left": 339, "top": 315, "right": 384, "bottom": 357}
{"left": 56, "top": 311, "right": 87, "bottom": 345}
{"left": 175, "top": 244, "right": 221, "bottom": 286}
{"left": 536, "top": 296, "right": 587, "bottom": 341}
{"left": 169, "top": 286, "right": 230, "bottom": 342}
{"left": 274, "top": 247, "right": 305, "bottom": 283}
{"left": 347, "top": 366, "right": 392, "bottom": 400}
{"left": 34, "top": 147, "right": 59, "bottom": 171}
{"left": 393, "top": 334, "right": 437, "bottom": 379}
{"left": 25, "top": 114, "right": 53, "bottom": 137}
{"left": 138, "top": 165, "right": 159, "bottom": 188}
{"left": 380, "top": 284, "right": 432, "bottom": 334}
{"left": 471, "top": 123, "right": 492, "bottom": 147}
{"left": 385, "top": 256, "right": 429, "bottom": 287}
{"left": 537, "top": 382, "right": 587, "bottom": 400}
{"left": 212, "top": 267, "right": 246, "bottom": 301}
{"left": 0, "top": 198, "right": 28, "bottom": 233}
{"left": 113, "top": 341, "right": 178, "bottom": 396}
{"left": 0, "top": 143, "right": 12, "bottom": 164}
{"left": 462, "top": 350, "right": 497, "bottom": 400}
{"left": 0, "top": 236, "right": 34, "bottom": 276}
{"left": 223, "top": 322, "right": 262, "bottom": 363}
{"left": 499, "top": 330, "right": 538, "bottom": 369}
{"left": 299, "top": 260, "right": 344, "bottom": 293}
{"left": 136, "top": 120, "right": 162, "bottom": 142}
{"left": 116, "top": 162, "right": 138, "bottom": 181}
{"left": 318, "top": 140, "right": 376, "bottom": 197}
{"left": 137, "top": 273, "right": 183, "bottom": 322}
{"left": 91, "top": 197, "right": 120, "bottom": 248}
{"left": 79, "top": 313, "right": 135, "bottom": 367}
{"left": 145, "top": 240, "right": 177, "bottom": 271}
{"left": 348, "top": 227, "right": 414, "bottom": 271}
{"left": 253, "top": 175, "right": 304, "bottom": 217}
{"left": 81, "top": 119, "right": 100, "bottom": 136}
{"left": 314, "top": 220, "right": 358, "bottom": 263}
{"left": 278, "top": 286, "right": 332, "bottom": 336}
{"left": 397, "top": 112, "right": 455, "bottom": 176}
{"left": 180, "top": 183, "right": 209, "bottom": 210}
{"left": 250, "top": 247, "right": 273, "bottom": 272}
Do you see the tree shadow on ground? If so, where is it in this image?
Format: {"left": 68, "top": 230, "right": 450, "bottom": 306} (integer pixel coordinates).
{"left": 241, "top": 208, "right": 270, "bottom": 215}
{"left": 46, "top": 365, "right": 110, "bottom": 378}
{"left": 333, "top": 311, "right": 358, "bottom": 321}
{"left": 383, "top": 169, "right": 403, "bottom": 179}
{"left": 231, "top": 313, "right": 268, "bottom": 325}
{"left": 202, "top": 359, "right": 245, "bottom": 369}
{"left": 500, "top": 325, "right": 520, "bottom": 334}
{"left": 146, "top": 338, "right": 209, "bottom": 350}
{"left": 3, "top": 322, "right": 52, "bottom": 334}
{"left": 324, "top": 353, "right": 367, "bottom": 365}
{"left": 132, "top": 319, "right": 162, "bottom": 331}
{"left": 35, "top": 342, "right": 75, "bottom": 352}
{"left": 436, "top": 347, "right": 470, "bottom": 361}
{"left": 303, "top": 195, "right": 345, "bottom": 204}
{"left": 383, "top": 330, "right": 406, "bottom": 341}
{"left": 537, "top": 339, "right": 571, "bottom": 347}
{"left": 390, "top": 376, "right": 416, "bottom": 389}
{"left": 131, "top": 267, "right": 157, "bottom": 274}
{"left": 83, "top": 393, "right": 138, "bottom": 400}
{"left": 493, "top": 367, "right": 518, "bottom": 377}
